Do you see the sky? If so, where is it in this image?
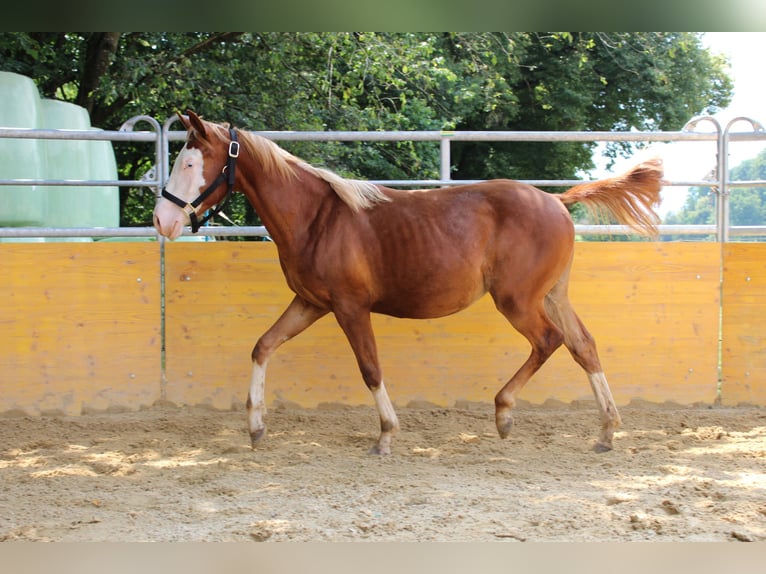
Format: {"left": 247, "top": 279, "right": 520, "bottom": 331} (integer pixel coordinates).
{"left": 703, "top": 32, "right": 766, "bottom": 129}
{"left": 591, "top": 32, "right": 766, "bottom": 216}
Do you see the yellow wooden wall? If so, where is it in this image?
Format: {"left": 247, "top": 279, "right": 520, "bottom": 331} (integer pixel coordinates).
{"left": 163, "top": 242, "right": 721, "bottom": 410}
{"left": 5, "top": 240, "right": 765, "bottom": 415}
{"left": 722, "top": 244, "right": 766, "bottom": 405}
{"left": 0, "top": 243, "right": 161, "bottom": 415}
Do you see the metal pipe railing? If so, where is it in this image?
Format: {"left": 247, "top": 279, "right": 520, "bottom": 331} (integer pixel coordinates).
{"left": 0, "top": 224, "right": 735, "bottom": 239}
{"left": 2, "top": 114, "right": 766, "bottom": 240}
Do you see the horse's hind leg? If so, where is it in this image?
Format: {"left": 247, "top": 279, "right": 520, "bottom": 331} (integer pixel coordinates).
{"left": 492, "top": 297, "right": 565, "bottom": 440}
{"left": 248, "top": 296, "right": 328, "bottom": 447}
{"left": 544, "top": 271, "right": 621, "bottom": 452}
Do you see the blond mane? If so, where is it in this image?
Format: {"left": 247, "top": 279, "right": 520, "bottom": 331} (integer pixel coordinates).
{"left": 204, "top": 121, "right": 390, "bottom": 212}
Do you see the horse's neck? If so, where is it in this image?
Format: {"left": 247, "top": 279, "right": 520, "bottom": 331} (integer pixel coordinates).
{"left": 239, "top": 162, "right": 332, "bottom": 250}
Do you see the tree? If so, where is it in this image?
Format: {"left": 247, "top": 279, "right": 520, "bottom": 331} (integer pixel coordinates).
{"left": 447, "top": 32, "right": 733, "bottom": 182}
{"left": 0, "top": 32, "right": 733, "bottom": 231}
{"left": 665, "top": 147, "right": 766, "bottom": 240}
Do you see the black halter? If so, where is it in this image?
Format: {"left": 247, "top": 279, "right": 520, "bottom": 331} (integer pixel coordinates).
{"left": 161, "top": 128, "right": 240, "bottom": 233}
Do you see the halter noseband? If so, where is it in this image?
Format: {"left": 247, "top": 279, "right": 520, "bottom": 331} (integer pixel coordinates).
{"left": 161, "top": 128, "right": 240, "bottom": 233}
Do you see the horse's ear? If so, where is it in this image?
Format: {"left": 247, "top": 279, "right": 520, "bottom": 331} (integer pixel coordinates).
{"left": 185, "top": 109, "right": 207, "bottom": 139}
{"left": 176, "top": 110, "right": 191, "bottom": 131}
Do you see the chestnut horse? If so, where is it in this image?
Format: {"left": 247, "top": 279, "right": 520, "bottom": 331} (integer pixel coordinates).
{"left": 154, "top": 111, "right": 663, "bottom": 454}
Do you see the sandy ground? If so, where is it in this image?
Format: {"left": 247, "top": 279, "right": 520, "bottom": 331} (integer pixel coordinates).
{"left": 1, "top": 401, "right": 764, "bottom": 542}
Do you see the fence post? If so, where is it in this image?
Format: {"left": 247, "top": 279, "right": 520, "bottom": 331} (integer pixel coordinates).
{"left": 162, "top": 114, "right": 188, "bottom": 192}
{"left": 682, "top": 116, "right": 723, "bottom": 241}
{"left": 721, "top": 117, "right": 766, "bottom": 242}
{"left": 119, "top": 115, "right": 163, "bottom": 199}
{"left": 439, "top": 131, "right": 452, "bottom": 184}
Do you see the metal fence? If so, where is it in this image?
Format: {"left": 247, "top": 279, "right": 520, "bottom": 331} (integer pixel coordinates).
{"left": 2, "top": 113, "right": 765, "bottom": 241}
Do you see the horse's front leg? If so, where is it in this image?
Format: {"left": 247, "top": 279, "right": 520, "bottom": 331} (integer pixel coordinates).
{"left": 334, "top": 310, "right": 399, "bottom": 455}
{"left": 248, "top": 295, "right": 327, "bottom": 448}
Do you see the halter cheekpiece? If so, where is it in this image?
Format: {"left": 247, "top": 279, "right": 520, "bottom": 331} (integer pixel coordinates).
{"left": 161, "top": 128, "right": 240, "bottom": 233}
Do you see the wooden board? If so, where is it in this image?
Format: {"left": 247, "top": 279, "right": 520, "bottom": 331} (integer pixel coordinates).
{"left": 562, "top": 242, "right": 720, "bottom": 405}
{"left": 0, "top": 243, "right": 161, "bottom": 415}
{"left": 722, "top": 243, "right": 766, "bottom": 405}
{"left": 164, "top": 242, "right": 721, "bottom": 409}
{"left": 1, "top": 240, "right": 745, "bottom": 415}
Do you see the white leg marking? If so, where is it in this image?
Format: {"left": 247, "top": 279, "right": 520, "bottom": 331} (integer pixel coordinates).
{"left": 588, "top": 371, "right": 621, "bottom": 451}
{"left": 248, "top": 359, "right": 269, "bottom": 436}
{"left": 588, "top": 371, "right": 621, "bottom": 425}
{"left": 372, "top": 381, "right": 398, "bottom": 430}
{"left": 370, "top": 381, "right": 399, "bottom": 454}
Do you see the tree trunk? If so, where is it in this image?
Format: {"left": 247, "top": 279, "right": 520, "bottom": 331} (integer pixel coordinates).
{"left": 77, "top": 33, "right": 121, "bottom": 119}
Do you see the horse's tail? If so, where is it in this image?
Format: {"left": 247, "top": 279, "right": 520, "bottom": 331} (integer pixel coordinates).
{"left": 558, "top": 157, "right": 664, "bottom": 236}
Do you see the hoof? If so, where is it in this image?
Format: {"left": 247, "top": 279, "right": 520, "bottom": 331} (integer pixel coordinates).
{"left": 593, "top": 441, "right": 613, "bottom": 453}
{"left": 250, "top": 426, "right": 266, "bottom": 449}
{"left": 368, "top": 444, "right": 391, "bottom": 456}
{"left": 496, "top": 413, "right": 514, "bottom": 439}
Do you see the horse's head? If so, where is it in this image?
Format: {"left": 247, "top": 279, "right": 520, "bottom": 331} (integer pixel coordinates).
{"left": 153, "top": 110, "right": 239, "bottom": 239}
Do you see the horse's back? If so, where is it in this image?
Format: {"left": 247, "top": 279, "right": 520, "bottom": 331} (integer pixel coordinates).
{"left": 351, "top": 180, "right": 575, "bottom": 318}
{"left": 375, "top": 180, "right": 575, "bottom": 258}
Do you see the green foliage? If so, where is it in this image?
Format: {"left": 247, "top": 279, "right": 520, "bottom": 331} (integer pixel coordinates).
{"left": 450, "top": 32, "right": 733, "bottom": 181}
{"left": 665, "top": 147, "right": 766, "bottom": 241}
{"left": 729, "top": 152, "right": 766, "bottom": 230}
{"left": 0, "top": 32, "right": 733, "bottom": 233}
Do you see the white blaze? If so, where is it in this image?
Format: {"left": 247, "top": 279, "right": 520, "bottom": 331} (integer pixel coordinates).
{"left": 153, "top": 146, "right": 207, "bottom": 239}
